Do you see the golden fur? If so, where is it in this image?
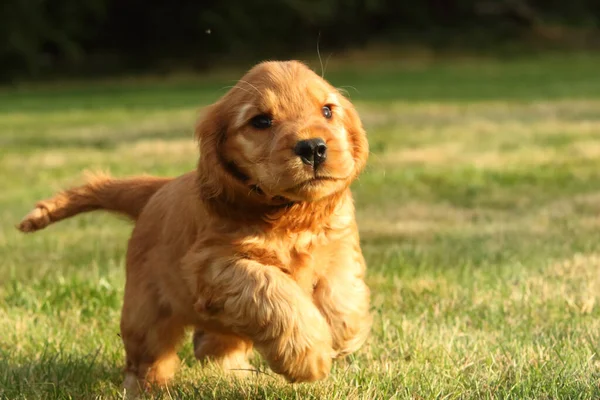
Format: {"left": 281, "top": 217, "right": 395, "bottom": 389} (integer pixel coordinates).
{"left": 18, "top": 61, "right": 371, "bottom": 393}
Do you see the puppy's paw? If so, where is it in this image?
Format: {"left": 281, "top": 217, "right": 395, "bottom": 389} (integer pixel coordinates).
{"left": 281, "top": 344, "right": 333, "bottom": 383}
{"left": 260, "top": 309, "right": 334, "bottom": 383}
{"left": 17, "top": 205, "right": 51, "bottom": 233}
{"left": 121, "top": 373, "right": 142, "bottom": 399}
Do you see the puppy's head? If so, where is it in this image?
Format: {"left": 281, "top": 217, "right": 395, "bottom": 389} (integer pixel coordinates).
{"left": 197, "top": 61, "right": 368, "bottom": 203}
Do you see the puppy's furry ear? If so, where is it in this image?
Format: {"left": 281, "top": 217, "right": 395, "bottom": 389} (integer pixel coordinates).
{"left": 339, "top": 94, "right": 369, "bottom": 176}
{"left": 195, "top": 102, "right": 232, "bottom": 199}
{"left": 196, "top": 103, "right": 226, "bottom": 148}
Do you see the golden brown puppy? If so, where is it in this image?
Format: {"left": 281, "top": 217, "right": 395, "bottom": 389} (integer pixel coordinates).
{"left": 18, "top": 60, "right": 371, "bottom": 393}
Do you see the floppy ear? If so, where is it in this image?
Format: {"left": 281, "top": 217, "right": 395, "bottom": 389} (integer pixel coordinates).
{"left": 339, "top": 94, "right": 369, "bottom": 176}
{"left": 195, "top": 101, "right": 234, "bottom": 200}
{"left": 195, "top": 102, "right": 226, "bottom": 158}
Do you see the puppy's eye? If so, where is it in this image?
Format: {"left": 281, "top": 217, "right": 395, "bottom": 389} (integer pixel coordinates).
{"left": 322, "top": 105, "right": 333, "bottom": 119}
{"left": 250, "top": 114, "right": 272, "bottom": 129}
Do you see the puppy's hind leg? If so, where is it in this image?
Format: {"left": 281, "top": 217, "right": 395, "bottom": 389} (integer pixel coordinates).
{"left": 120, "top": 281, "right": 186, "bottom": 396}
{"left": 193, "top": 330, "right": 254, "bottom": 375}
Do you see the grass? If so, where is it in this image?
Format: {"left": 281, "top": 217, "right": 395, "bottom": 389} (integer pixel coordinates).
{"left": 2, "top": 52, "right": 600, "bottom": 398}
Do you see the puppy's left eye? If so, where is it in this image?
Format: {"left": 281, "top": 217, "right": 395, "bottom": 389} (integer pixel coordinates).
{"left": 322, "top": 105, "right": 333, "bottom": 119}
{"left": 250, "top": 114, "right": 272, "bottom": 129}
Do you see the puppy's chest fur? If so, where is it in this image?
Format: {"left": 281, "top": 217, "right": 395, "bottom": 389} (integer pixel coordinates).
{"left": 236, "top": 228, "right": 338, "bottom": 294}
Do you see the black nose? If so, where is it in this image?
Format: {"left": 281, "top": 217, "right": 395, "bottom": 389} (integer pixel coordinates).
{"left": 294, "top": 138, "right": 327, "bottom": 168}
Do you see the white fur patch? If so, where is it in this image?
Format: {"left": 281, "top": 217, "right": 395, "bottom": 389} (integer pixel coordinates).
{"left": 326, "top": 93, "right": 344, "bottom": 121}
{"left": 236, "top": 104, "right": 254, "bottom": 128}
{"left": 326, "top": 93, "right": 340, "bottom": 107}
{"left": 336, "top": 126, "right": 349, "bottom": 147}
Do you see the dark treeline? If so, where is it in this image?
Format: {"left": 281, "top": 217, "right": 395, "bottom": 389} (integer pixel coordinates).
{"left": 1, "top": 0, "right": 599, "bottom": 81}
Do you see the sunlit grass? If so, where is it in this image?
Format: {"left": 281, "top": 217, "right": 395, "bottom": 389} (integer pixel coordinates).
{"left": 2, "top": 54, "right": 600, "bottom": 398}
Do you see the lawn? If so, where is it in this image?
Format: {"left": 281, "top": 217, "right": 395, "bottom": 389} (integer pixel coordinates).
{"left": 2, "top": 53, "right": 600, "bottom": 399}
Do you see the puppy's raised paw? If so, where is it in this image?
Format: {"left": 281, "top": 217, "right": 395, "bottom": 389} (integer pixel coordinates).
{"left": 285, "top": 347, "right": 332, "bottom": 383}
{"left": 268, "top": 339, "right": 333, "bottom": 383}
{"left": 259, "top": 312, "right": 334, "bottom": 383}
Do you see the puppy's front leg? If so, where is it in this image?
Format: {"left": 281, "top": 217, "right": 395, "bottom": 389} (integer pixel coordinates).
{"left": 193, "top": 258, "right": 333, "bottom": 382}
{"left": 314, "top": 239, "right": 372, "bottom": 358}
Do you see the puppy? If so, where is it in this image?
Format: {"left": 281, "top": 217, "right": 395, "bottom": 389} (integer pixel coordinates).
{"left": 18, "top": 60, "right": 371, "bottom": 392}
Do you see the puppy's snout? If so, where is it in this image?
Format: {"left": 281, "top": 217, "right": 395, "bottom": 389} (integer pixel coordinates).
{"left": 294, "top": 138, "right": 327, "bottom": 168}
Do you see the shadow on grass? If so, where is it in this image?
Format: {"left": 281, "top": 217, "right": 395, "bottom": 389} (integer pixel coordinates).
{"left": 0, "top": 348, "right": 122, "bottom": 399}
{"left": 0, "top": 345, "right": 281, "bottom": 399}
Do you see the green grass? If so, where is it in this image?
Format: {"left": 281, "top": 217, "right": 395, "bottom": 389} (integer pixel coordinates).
{"left": 3, "top": 53, "right": 600, "bottom": 399}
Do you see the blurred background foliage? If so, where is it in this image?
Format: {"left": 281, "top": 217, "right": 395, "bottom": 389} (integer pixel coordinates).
{"left": 1, "top": 0, "right": 599, "bottom": 81}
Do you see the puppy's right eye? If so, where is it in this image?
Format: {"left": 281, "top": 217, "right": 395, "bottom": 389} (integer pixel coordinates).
{"left": 250, "top": 114, "right": 272, "bottom": 129}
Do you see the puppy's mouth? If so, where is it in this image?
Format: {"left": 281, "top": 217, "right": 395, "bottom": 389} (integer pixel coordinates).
{"left": 224, "top": 159, "right": 346, "bottom": 204}
{"left": 248, "top": 177, "right": 340, "bottom": 205}
{"left": 249, "top": 185, "right": 292, "bottom": 204}
{"left": 283, "top": 176, "right": 344, "bottom": 193}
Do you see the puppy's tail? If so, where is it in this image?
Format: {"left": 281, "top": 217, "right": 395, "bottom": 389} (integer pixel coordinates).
{"left": 17, "top": 172, "right": 172, "bottom": 233}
